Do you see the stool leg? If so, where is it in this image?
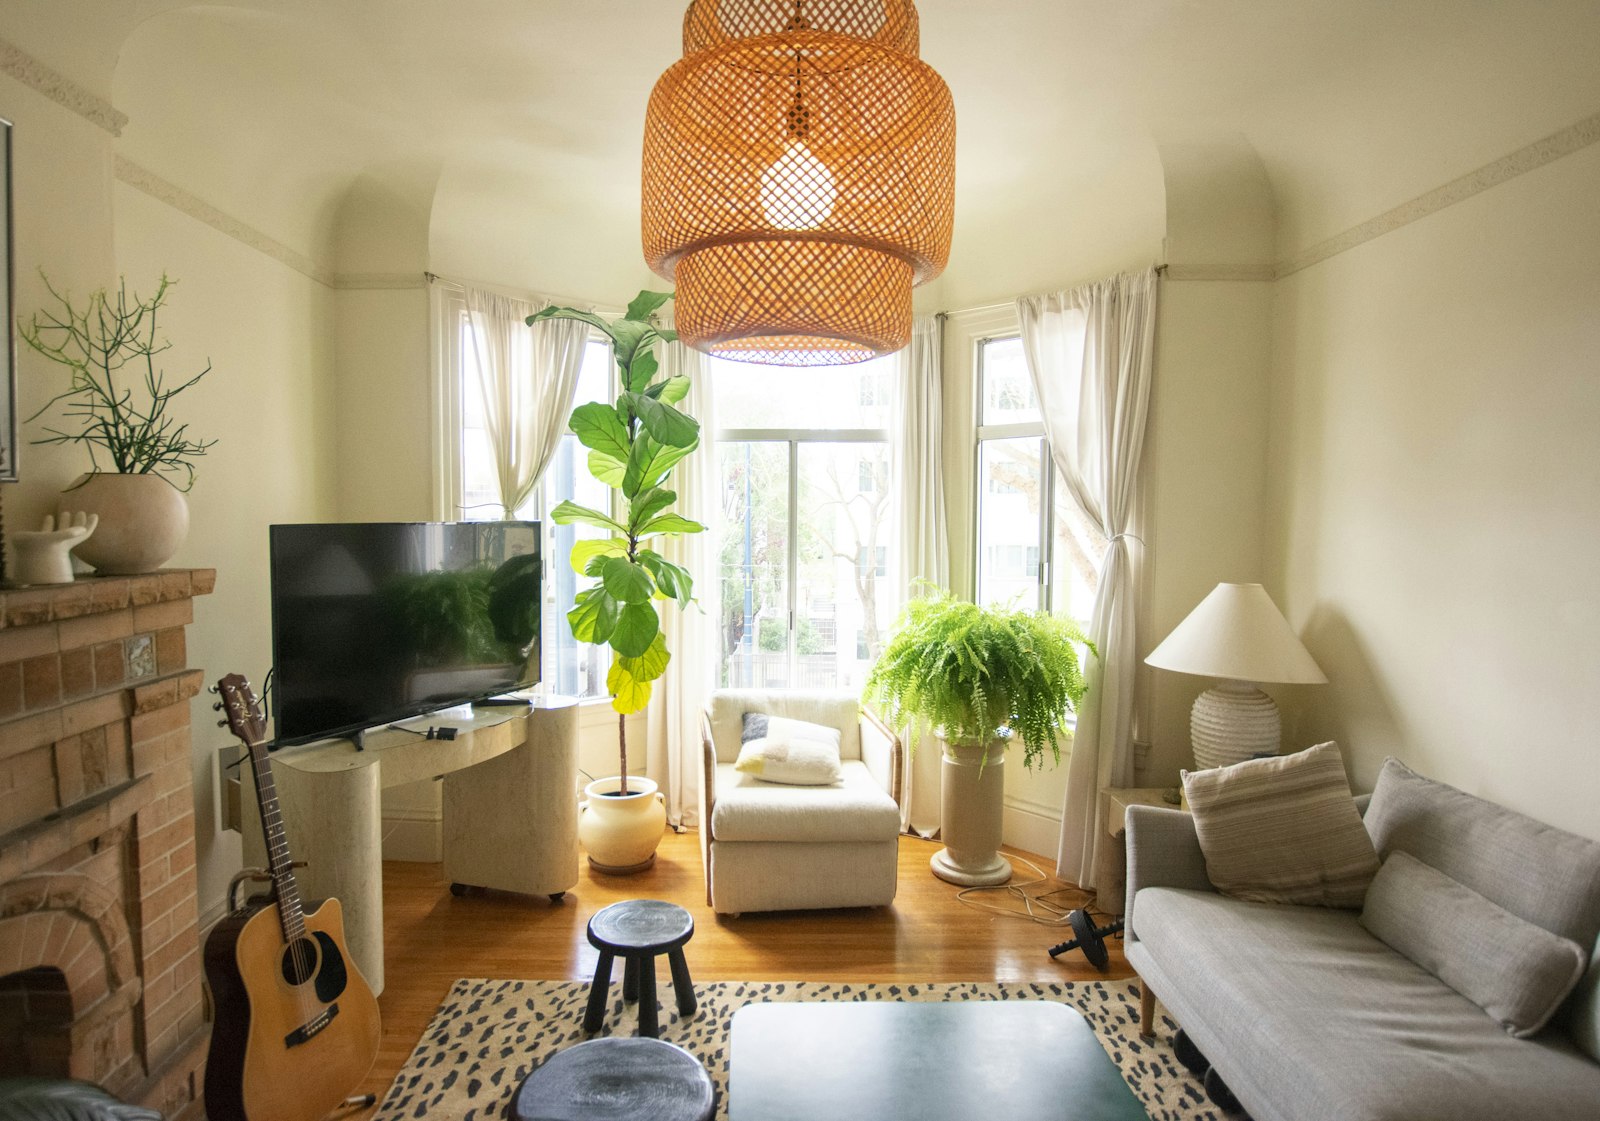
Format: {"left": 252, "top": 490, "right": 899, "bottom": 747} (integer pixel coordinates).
{"left": 668, "top": 948, "right": 696, "bottom": 1017}
{"left": 637, "top": 958, "right": 659, "bottom": 1037}
{"left": 623, "top": 955, "right": 640, "bottom": 1002}
{"left": 583, "top": 951, "right": 614, "bottom": 1034}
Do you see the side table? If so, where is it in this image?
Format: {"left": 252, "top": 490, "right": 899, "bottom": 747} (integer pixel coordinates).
{"left": 1095, "top": 786, "right": 1183, "bottom": 915}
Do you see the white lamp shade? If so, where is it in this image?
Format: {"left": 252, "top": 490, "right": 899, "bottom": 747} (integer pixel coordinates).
{"left": 1145, "top": 583, "right": 1327, "bottom": 685}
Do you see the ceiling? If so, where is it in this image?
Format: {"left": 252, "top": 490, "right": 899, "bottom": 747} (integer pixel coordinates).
{"left": 5, "top": 1, "right": 1599, "bottom": 306}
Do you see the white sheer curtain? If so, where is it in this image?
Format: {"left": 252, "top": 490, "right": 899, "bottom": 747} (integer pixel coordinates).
{"left": 645, "top": 342, "right": 718, "bottom": 827}
{"left": 1017, "top": 268, "right": 1159, "bottom": 890}
{"left": 464, "top": 286, "right": 590, "bottom": 517}
{"left": 891, "top": 315, "right": 949, "bottom": 837}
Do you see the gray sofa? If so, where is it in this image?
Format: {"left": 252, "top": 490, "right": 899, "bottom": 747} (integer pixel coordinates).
{"left": 1125, "top": 759, "right": 1600, "bottom": 1121}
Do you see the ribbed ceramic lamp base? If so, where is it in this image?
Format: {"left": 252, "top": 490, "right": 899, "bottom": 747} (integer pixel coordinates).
{"left": 1190, "top": 681, "right": 1281, "bottom": 771}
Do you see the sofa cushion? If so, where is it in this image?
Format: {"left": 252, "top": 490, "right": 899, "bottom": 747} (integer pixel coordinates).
{"left": 1182, "top": 742, "right": 1379, "bottom": 908}
{"left": 711, "top": 761, "right": 899, "bottom": 843}
{"left": 1130, "top": 886, "right": 1600, "bottom": 1121}
{"left": 735, "top": 713, "right": 843, "bottom": 785}
{"left": 1365, "top": 758, "right": 1600, "bottom": 951}
{"left": 1361, "top": 851, "right": 1587, "bottom": 1037}
{"left": 1567, "top": 938, "right": 1600, "bottom": 1062}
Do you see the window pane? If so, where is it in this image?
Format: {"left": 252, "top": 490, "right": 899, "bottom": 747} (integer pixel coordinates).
{"left": 796, "top": 443, "right": 891, "bottom": 690}
{"left": 980, "top": 336, "right": 1041, "bottom": 427}
{"left": 977, "top": 436, "right": 1043, "bottom": 610}
{"left": 1050, "top": 474, "right": 1108, "bottom": 625}
{"left": 719, "top": 442, "right": 791, "bottom": 688}
{"left": 713, "top": 354, "right": 895, "bottom": 429}
{"left": 459, "top": 311, "right": 500, "bottom": 519}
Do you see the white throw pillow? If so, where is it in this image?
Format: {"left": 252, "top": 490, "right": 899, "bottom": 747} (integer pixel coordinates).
{"left": 734, "top": 713, "right": 842, "bottom": 786}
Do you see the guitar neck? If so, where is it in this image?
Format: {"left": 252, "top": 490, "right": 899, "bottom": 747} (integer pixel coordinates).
{"left": 247, "top": 744, "right": 308, "bottom": 942}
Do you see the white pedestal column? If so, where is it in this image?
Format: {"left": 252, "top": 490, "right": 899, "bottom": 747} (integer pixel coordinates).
{"left": 930, "top": 737, "right": 1012, "bottom": 886}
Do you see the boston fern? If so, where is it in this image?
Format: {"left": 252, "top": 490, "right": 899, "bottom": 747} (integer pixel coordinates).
{"left": 865, "top": 589, "right": 1096, "bottom": 771}
{"left": 527, "top": 291, "right": 703, "bottom": 793}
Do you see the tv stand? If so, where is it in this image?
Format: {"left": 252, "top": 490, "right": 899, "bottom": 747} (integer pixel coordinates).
{"left": 240, "top": 696, "right": 579, "bottom": 995}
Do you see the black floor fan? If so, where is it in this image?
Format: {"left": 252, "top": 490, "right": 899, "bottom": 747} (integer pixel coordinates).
{"left": 1046, "top": 909, "right": 1124, "bottom": 970}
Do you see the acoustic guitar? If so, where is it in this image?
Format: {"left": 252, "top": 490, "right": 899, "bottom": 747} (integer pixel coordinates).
{"left": 204, "top": 673, "right": 381, "bottom": 1121}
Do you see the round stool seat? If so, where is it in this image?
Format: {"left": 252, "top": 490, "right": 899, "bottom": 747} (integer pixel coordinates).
{"left": 508, "top": 1037, "right": 714, "bottom": 1121}
{"left": 588, "top": 899, "right": 693, "bottom": 953}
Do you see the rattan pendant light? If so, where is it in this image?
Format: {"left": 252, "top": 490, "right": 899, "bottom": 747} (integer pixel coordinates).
{"left": 643, "top": 0, "right": 955, "bottom": 366}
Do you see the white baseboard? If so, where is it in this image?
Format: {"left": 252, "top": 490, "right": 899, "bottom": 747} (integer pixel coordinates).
{"left": 382, "top": 811, "right": 443, "bottom": 863}
{"left": 1001, "top": 797, "right": 1061, "bottom": 865}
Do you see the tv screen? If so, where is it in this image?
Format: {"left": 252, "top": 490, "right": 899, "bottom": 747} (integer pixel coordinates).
{"left": 269, "top": 521, "right": 541, "bottom": 746}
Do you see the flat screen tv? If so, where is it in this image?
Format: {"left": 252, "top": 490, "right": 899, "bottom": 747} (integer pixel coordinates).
{"left": 269, "top": 521, "right": 541, "bottom": 747}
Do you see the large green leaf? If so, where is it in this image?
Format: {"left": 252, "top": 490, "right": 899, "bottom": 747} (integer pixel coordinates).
{"left": 569, "top": 401, "right": 630, "bottom": 462}
{"left": 626, "top": 392, "right": 699, "bottom": 449}
{"left": 549, "top": 499, "right": 626, "bottom": 535}
{"left": 618, "top": 631, "right": 670, "bottom": 684}
{"left": 601, "top": 556, "right": 655, "bottom": 604}
{"left": 624, "top": 348, "right": 659, "bottom": 395}
{"left": 610, "top": 601, "right": 660, "bottom": 658}
{"left": 627, "top": 487, "right": 676, "bottom": 532}
{"left": 638, "top": 513, "right": 706, "bottom": 537}
{"left": 645, "top": 375, "right": 691, "bottom": 406}
{"left": 625, "top": 290, "right": 674, "bottom": 321}
{"left": 588, "top": 449, "right": 626, "bottom": 487}
{"left": 607, "top": 320, "right": 655, "bottom": 373}
{"left": 567, "top": 586, "right": 621, "bottom": 645}
{"left": 569, "top": 536, "right": 627, "bottom": 575}
{"left": 623, "top": 434, "right": 698, "bottom": 496}
{"left": 607, "top": 657, "right": 653, "bottom": 715}
{"left": 527, "top": 306, "right": 616, "bottom": 341}
{"left": 637, "top": 549, "right": 694, "bottom": 607}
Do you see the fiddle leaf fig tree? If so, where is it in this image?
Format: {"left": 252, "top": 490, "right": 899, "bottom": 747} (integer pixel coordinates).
{"left": 527, "top": 290, "right": 703, "bottom": 794}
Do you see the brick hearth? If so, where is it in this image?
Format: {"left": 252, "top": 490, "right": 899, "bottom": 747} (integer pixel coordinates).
{"left": 0, "top": 570, "right": 214, "bottom": 1119}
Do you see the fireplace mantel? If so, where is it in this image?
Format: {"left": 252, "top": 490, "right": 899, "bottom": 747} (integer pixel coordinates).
{"left": 0, "top": 569, "right": 214, "bottom": 1119}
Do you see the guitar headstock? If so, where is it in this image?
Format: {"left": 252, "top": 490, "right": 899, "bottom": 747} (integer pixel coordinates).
{"left": 215, "top": 673, "right": 268, "bottom": 752}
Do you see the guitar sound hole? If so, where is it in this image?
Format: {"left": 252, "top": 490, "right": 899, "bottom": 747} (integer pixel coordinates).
{"left": 280, "top": 937, "right": 320, "bottom": 986}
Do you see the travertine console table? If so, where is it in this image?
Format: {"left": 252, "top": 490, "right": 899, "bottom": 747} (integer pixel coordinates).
{"left": 241, "top": 695, "right": 578, "bottom": 995}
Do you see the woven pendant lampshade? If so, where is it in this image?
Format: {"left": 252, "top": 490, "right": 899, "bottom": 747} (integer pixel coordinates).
{"left": 643, "top": 0, "right": 955, "bottom": 366}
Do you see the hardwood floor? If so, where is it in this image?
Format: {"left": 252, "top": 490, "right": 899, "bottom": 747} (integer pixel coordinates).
{"left": 354, "top": 829, "right": 1133, "bottom": 1111}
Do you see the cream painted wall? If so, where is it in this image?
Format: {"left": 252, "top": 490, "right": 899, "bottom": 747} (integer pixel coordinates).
{"left": 1266, "top": 141, "right": 1600, "bottom": 842}
{"left": 332, "top": 288, "right": 432, "bottom": 522}
{"left": 113, "top": 183, "right": 338, "bottom": 922}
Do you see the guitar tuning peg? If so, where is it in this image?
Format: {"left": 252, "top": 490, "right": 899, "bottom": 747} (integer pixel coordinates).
{"left": 217, "top": 718, "right": 230, "bottom": 728}
{"left": 207, "top": 684, "right": 219, "bottom": 694}
{"left": 213, "top": 701, "right": 225, "bottom": 711}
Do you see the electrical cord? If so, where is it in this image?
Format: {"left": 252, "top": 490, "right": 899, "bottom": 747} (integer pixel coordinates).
{"left": 386, "top": 723, "right": 459, "bottom": 741}
{"left": 952, "top": 852, "right": 1116, "bottom": 930}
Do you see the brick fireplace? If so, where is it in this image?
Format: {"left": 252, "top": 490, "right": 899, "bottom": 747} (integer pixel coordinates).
{"left": 0, "top": 570, "right": 214, "bottom": 1119}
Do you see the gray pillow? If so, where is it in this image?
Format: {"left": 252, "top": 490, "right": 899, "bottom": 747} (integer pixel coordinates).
{"left": 1566, "top": 937, "right": 1600, "bottom": 1060}
{"left": 1361, "top": 851, "right": 1588, "bottom": 1038}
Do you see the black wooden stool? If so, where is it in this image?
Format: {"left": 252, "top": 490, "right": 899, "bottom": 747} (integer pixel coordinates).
{"left": 583, "top": 899, "right": 696, "bottom": 1037}
{"left": 507, "top": 1037, "right": 714, "bottom": 1121}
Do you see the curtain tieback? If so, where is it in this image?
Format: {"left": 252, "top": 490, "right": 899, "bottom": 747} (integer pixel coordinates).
{"left": 1106, "top": 532, "right": 1145, "bottom": 547}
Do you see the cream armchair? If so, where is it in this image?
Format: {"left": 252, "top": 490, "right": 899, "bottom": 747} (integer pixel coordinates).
{"left": 699, "top": 689, "right": 904, "bottom": 915}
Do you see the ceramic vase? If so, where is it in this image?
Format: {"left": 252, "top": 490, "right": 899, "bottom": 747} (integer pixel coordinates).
{"left": 578, "top": 776, "right": 667, "bottom": 874}
{"left": 59, "top": 473, "right": 189, "bottom": 574}
{"left": 931, "top": 736, "right": 1013, "bottom": 886}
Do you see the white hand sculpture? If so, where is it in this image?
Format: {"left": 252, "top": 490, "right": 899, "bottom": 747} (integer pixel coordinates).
{"left": 11, "top": 511, "right": 100, "bottom": 585}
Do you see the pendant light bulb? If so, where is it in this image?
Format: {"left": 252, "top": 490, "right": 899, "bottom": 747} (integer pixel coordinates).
{"left": 760, "top": 141, "right": 837, "bottom": 230}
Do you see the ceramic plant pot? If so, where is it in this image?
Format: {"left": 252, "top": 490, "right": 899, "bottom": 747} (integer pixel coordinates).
{"left": 59, "top": 472, "right": 189, "bottom": 574}
{"left": 578, "top": 776, "right": 667, "bottom": 874}
{"left": 930, "top": 735, "right": 1012, "bottom": 886}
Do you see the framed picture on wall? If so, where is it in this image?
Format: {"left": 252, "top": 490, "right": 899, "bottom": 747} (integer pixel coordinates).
{"left": 0, "top": 116, "right": 14, "bottom": 482}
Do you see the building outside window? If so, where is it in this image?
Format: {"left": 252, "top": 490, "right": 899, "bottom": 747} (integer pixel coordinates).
{"left": 975, "top": 336, "right": 1107, "bottom": 623}
{"left": 715, "top": 356, "right": 895, "bottom": 691}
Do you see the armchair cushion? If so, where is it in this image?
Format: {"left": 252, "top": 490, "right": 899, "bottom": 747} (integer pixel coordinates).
{"left": 734, "top": 714, "right": 843, "bottom": 785}
{"left": 709, "top": 690, "right": 862, "bottom": 762}
{"left": 711, "top": 761, "right": 899, "bottom": 843}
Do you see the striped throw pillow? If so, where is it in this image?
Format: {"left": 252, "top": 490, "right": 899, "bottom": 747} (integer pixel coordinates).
{"left": 1183, "top": 741, "right": 1379, "bottom": 908}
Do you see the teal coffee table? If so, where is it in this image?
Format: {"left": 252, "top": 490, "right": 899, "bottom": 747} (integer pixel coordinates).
{"left": 728, "top": 1001, "right": 1149, "bottom": 1121}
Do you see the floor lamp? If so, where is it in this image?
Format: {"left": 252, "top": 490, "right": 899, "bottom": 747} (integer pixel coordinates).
{"left": 1145, "top": 583, "right": 1327, "bottom": 770}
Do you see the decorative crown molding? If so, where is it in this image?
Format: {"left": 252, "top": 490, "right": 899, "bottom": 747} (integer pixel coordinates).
{"left": 114, "top": 156, "right": 335, "bottom": 286}
{"left": 0, "top": 37, "right": 127, "bottom": 136}
{"left": 1162, "top": 264, "right": 1275, "bottom": 283}
{"left": 333, "top": 273, "right": 428, "bottom": 290}
{"left": 1277, "top": 109, "right": 1600, "bottom": 278}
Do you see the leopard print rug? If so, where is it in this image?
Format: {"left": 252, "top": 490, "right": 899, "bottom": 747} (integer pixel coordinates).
{"left": 375, "top": 978, "right": 1219, "bottom": 1121}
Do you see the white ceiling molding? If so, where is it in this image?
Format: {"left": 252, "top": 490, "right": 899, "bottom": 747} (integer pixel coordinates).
{"left": 0, "top": 36, "right": 127, "bottom": 136}
{"left": 114, "top": 155, "right": 334, "bottom": 287}
{"left": 1163, "top": 264, "right": 1275, "bottom": 282}
{"left": 332, "top": 273, "right": 427, "bottom": 291}
{"left": 1276, "top": 108, "right": 1600, "bottom": 279}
